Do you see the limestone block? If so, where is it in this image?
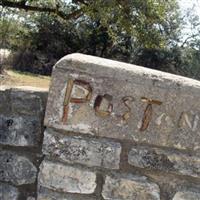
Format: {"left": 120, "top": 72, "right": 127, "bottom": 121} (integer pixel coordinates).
{"left": 0, "top": 86, "right": 47, "bottom": 117}
{"left": 43, "top": 128, "right": 121, "bottom": 169}
{"left": 0, "top": 88, "right": 10, "bottom": 114}
{"left": 102, "top": 174, "right": 160, "bottom": 200}
{"left": 45, "top": 53, "right": 200, "bottom": 151}
{"left": 37, "top": 187, "right": 98, "bottom": 200}
{"left": 27, "top": 197, "right": 36, "bottom": 200}
{"left": 0, "top": 115, "right": 41, "bottom": 147}
{"left": 10, "top": 88, "right": 45, "bottom": 117}
{"left": 0, "top": 151, "right": 37, "bottom": 185}
{"left": 0, "top": 183, "right": 19, "bottom": 200}
{"left": 38, "top": 160, "right": 96, "bottom": 194}
{"left": 128, "top": 147, "right": 200, "bottom": 178}
{"left": 0, "top": 86, "right": 47, "bottom": 147}
{"left": 173, "top": 191, "right": 200, "bottom": 200}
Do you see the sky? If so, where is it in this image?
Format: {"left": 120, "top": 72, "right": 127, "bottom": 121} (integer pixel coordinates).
{"left": 179, "top": 0, "right": 200, "bottom": 17}
{"left": 179, "top": 0, "right": 200, "bottom": 40}
{"left": 179, "top": 0, "right": 200, "bottom": 9}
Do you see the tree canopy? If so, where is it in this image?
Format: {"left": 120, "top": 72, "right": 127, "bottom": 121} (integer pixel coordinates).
{"left": 1, "top": 0, "right": 200, "bottom": 79}
{"left": 0, "top": 0, "right": 180, "bottom": 48}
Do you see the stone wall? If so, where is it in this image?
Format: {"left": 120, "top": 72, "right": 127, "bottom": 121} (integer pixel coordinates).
{"left": 1, "top": 54, "right": 200, "bottom": 200}
{"left": 0, "top": 86, "right": 48, "bottom": 200}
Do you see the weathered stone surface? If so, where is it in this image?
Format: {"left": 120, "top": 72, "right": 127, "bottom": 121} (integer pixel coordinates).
{"left": 0, "top": 115, "right": 41, "bottom": 146}
{"left": 10, "top": 88, "right": 44, "bottom": 116}
{"left": 173, "top": 191, "right": 200, "bottom": 200}
{"left": 38, "top": 187, "right": 98, "bottom": 200}
{"left": 0, "top": 88, "right": 10, "bottom": 114}
{"left": 0, "top": 86, "right": 47, "bottom": 117}
{"left": 27, "top": 197, "right": 36, "bottom": 200}
{"left": 0, "top": 182, "right": 19, "bottom": 200}
{"left": 43, "top": 128, "right": 121, "bottom": 169}
{"left": 45, "top": 53, "right": 200, "bottom": 151}
{"left": 38, "top": 160, "right": 96, "bottom": 194}
{"left": 0, "top": 86, "right": 47, "bottom": 147}
{"left": 128, "top": 147, "right": 200, "bottom": 178}
{"left": 102, "top": 174, "right": 160, "bottom": 200}
{"left": 0, "top": 151, "right": 37, "bottom": 185}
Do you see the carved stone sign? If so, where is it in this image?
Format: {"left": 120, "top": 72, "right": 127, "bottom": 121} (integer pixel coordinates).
{"left": 45, "top": 53, "right": 200, "bottom": 151}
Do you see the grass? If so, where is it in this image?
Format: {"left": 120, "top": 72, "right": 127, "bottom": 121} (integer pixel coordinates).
{"left": 0, "top": 70, "right": 51, "bottom": 89}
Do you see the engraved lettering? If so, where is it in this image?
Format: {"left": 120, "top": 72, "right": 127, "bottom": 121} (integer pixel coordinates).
{"left": 62, "top": 79, "right": 92, "bottom": 123}
{"left": 140, "top": 97, "right": 162, "bottom": 131}
{"left": 178, "top": 111, "right": 199, "bottom": 131}
{"left": 94, "top": 94, "right": 113, "bottom": 117}
{"left": 121, "top": 96, "right": 134, "bottom": 123}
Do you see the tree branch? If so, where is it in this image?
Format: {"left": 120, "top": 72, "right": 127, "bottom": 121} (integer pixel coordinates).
{"left": 0, "top": 0, "right": 83, "bottom": 20}
{"left": 181, "top": 34, "right": 199, "bottom": 47}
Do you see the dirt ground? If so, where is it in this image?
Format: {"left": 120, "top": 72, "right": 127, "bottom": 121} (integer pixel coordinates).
{"left": 0, "top": 70, "right": 50, "bottom": 89}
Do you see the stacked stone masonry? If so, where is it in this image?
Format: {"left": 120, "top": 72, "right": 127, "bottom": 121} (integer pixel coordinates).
{"left": 1, "top": 54, "right": 200, "bottom": 200}
{"left": 0, "top": 86, "right": 48, "bottom": 200}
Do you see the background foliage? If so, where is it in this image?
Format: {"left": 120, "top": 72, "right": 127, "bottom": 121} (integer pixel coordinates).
{"left": 0, "top": 0, "right": 200, "bottom": 79}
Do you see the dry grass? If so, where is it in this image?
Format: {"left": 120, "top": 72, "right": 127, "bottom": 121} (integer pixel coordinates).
{"left": 0, "top": 70, "right": 50, "bottom": 89}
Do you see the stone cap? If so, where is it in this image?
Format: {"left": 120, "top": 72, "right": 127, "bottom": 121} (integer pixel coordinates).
{"left": 55, "top": 53, "right": 200, "bottom": 90}
{"left": 45, "top": 53, "right": 200, "bottom": 152}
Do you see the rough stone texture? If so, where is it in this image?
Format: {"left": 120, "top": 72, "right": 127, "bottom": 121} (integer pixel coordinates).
{"left": 38, "top": 160, "right": 97, "bottom": 194}
{"left": 37, "top": 187, "right": 98, "bottom": 200}
{"left": 173, "top": 191, "right": 200, "bottom": 200}
{"left": 45, "top": 53, "right": 200, "bottom": 151}
{"left": 0, "top": 86, "right": 48, "bottom": 147}
{"left": 102, "top": 174, "right": 160, "bottom": 200}
{"left": 43, "top": 128, "right": 121, "bottom": 169}
{"left": 2, "top": 56, "right": 200, "bottom": 200}
{"left": 128, "top": 146, "right": 200, "bottom": 178}
{"left": 0, "top": 151, "right": 37, "bottom": 185}
{"left": 0, "top": 86, "right": 47, "bottom": 117}
{"left": 0, "top": 88, "right": 10, "bottom": 114}
{"left": 27, "top": 197, "right": 36, "bottom": 200}
{"left": 0, "top": 86, "right": 47, "bottom": 200}
{"left": 0, "top": 115, "right": 41, "bottom": 146}
{"left": 10, "top": 89, "right": 43, "bottom": 116}
{"left": 0, "top": 182, "right": 19, "bottom": 200}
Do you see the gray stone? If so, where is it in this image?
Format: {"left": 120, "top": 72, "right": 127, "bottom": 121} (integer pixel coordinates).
{"left": 0, "top": 151, "right": 37, "bottom": 185}
{"left": 43, "top": 128, "right": 121, "bottom": 169}
{"left": 102, "top": 174, "right": 160, "bottom": 200}
{"left": 0, "top": 86, "right": 47, "bottom": 147}
{"left": 0, "top": 115, "right": 42, "bottom": 147}
{"left": 10, "top": 89, "right": 43, "bottom": 116}
{"left": 27, "top": 197, "right": 36, "bottom": 200}
{"left": 128, "top": 147, "right": 200, "bottom": 178}
{"left": 37, "top": 187, "right": 98, "bottom": 200}
{"left": 45, "top": 53, "right": 200, "bottom": 151}
{"left": 38, "top": 160, "right": 96, "bottom": 194}
{"left": 0, "top": 182, "right": 19, "bottom": 200}
{"left": 173, "top": 191, "right": 200, "bottom": 200}
{"left": 0, "top": 88, "right": 10, "bottom": 114}
{"left": 0, "top": 86, "right": 47, "bottom": 117}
